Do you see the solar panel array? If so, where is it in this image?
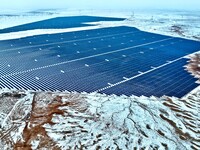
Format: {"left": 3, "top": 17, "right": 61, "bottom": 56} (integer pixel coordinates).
{"left": 0, "top": 16, "right": 124, "bottom": 33}
{"left": 0, "top": 25, "right": 200, "bottom": 98}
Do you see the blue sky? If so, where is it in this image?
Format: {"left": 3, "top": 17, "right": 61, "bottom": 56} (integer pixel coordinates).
{"left": 0, "top": 0, "right": 200, "bottom": 10}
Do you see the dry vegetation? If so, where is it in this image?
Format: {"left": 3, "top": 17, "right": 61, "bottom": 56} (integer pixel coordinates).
{"left": 170, "top": 25, "right": 185, "bottom": 37}
{"left": 186, "top": 53, "right": 200, "bottom": 80}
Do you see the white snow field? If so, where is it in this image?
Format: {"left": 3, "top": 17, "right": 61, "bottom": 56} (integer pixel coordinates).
{"left": 0, "top": 9, "right": 200, "bottom": 149}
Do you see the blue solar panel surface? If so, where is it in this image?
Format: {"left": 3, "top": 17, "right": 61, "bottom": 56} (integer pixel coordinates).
{"left": 0, "top": 26, "right": 200, "bottom": 98}
{"left": 0, "top": 16, "right": 124, "bottom": 33}
{"left": 101, "top": 59, "right": 198, "bottom": 97}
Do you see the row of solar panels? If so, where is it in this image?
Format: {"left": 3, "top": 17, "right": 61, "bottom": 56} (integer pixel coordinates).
{"left": 0, "top": 26, "right": 200, "bottom": 97}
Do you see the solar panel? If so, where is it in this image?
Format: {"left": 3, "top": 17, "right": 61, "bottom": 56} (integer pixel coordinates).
{"left": 0, "top": 16, "right": 125, "bottom": 34}
{"left": 0, "top": 26, "right": 200, "bottom": 98}
{"left": 100, "top": 58, "right": 198, "bottom": 97}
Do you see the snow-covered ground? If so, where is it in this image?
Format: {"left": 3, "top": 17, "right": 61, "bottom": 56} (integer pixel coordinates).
{"left": 0, "top": 9, "right": 200, "bottom": 149}
{"left": 0, "top": 89, "right": 200, "bottom": 149}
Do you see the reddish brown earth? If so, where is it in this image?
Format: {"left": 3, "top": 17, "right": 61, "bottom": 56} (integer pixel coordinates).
{"left": 14, "top": 93, "right": 63, "bottom": 149}
{"left": 186, "top": 53, "right": 200, "bottom": 79}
